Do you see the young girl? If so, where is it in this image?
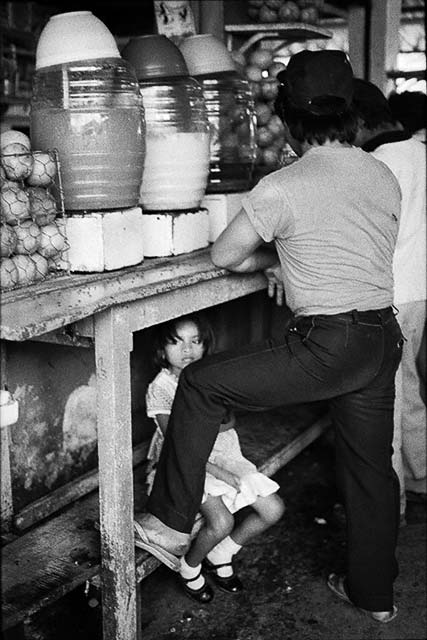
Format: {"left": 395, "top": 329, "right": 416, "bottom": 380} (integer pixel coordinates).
{"left": 139, "top": 313, "right": 285, "bottom": 603}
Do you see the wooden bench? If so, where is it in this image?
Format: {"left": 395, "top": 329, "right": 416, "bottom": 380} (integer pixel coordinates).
{"left": 1, "top": 405, "right": 331, "bottom": 636}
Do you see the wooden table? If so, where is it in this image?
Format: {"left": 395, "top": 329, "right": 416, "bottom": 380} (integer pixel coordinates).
{"left": 1, "top": 249, "right": 267, "bottom": 640}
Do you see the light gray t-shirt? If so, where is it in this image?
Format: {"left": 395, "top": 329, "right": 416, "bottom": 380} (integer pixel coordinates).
{"left": 242, "top": 146, "right": 401, "bottom": 316}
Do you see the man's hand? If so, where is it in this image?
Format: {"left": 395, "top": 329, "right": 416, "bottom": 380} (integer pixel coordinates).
{"left": 264, "top": 263, "right": 285, "bottom": 306}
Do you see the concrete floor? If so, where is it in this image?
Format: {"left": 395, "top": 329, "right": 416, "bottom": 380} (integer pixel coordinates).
{"left": 29, "top": 435, "right": 426, "bottom": 640}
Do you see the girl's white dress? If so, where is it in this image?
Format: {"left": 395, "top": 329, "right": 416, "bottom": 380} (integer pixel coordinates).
{"left": 145, "top": 368, "right": 279, "bottom": 514}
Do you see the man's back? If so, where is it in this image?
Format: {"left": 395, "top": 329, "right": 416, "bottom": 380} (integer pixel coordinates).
{"left": 242, "top": 145, "right": 401, "bottom": 316}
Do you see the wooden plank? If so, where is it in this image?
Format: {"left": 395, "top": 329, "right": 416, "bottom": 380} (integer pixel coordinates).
{"left": 2, "top": 490, "right": 101, "bottom": 629}
{"left": 1, "top": 250, "right": 267, "bottom": 342}
{"left": 94, "top": 306, "right": 137, "bottom": 640}
{"left": 125, "top": 272, "right": 267, "bottom": 334}
{"left": 2, "top": 408, "right": 329, "bottom": 631}
{"left": 1, "top": 471, "right": 156, "bottom": 631}
{"left": 258, "top": 415, "right": 331, "bottom": 477}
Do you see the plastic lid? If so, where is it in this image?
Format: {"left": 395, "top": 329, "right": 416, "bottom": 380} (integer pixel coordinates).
{"left": 36, "top": 11, "right": 120, "bottom": 69}
{"left": 122, "top": 35, "right": 189, "bottom": 80}
{"left": 179, "top": 34, "right": 236, "bottom": 75}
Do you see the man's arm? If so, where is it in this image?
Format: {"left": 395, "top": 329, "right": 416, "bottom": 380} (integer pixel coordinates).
{"left": 211, "top": 208, "right": 277, "bottom": 273}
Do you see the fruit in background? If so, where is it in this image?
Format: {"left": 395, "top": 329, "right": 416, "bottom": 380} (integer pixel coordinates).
{"left": 268, "top": 61, "right": 286, "bottom": 78}
{"left": 0, "top": 130, "right": 31, "bottom": 151}
{"left": 261, "top": 147, "right": 281, "bottom": 167}
{"left": 255, "top": 102, "right": 273, "bottom": 126}
{"left": 0, "top": 183, "right": 30, "bottom": 225}
{"left": 266, "top": 0, "right": 284, "bottom": 8}
{"left": 28, "top": 187, "right": 57, "bottom": 226}
{"left": 267, "top": 114, "right": 285, "bottom": 136}
{"left": 11, "top": 254, "right": 37, "bottom": 285}
{"left": 245, "top": 65, "right": 263, "bottom": 83}
{"left": 300, "top": 6, "right": 319, "bottom": 23}
{"left": 0, "top": 257, "right": 19, "bottom": 289}
{"left": 257, "top": 126, "right": 275, "bottom": 148}
{"left": 260, "top": 78, "right": 279, "bottom": 100}
{"left": 31, "top": 253, "right": 49, "bottom": 280}
{"left": 278, "top": 1, "right": 301, "bottom": 21}
{"left": 259, "top": 5, "right": 279, "bottom": 22}
{"left": 248, "top": 81, "right": 262, "bottom": 100}
{"left": 38, "top": 221, "right": 66, "bottom": 258}
{"left": 1, "top": 143, "right": 34, "bottom": 181}
{"left": 248, "top": 48, "right": 273, "bottom": 70}
{"left": 14, "top": 220, "right": 41, "bottom": 255}
{"left": 27, "top": 151, "right": 57, "bottom": 187}
{"left": 0, "top": 224, "right": 17, "bottom": 257}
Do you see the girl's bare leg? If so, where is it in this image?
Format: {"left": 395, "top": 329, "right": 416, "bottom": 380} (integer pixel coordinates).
{"left": 231, "top": 493, "right": 285, "bottom": 546}
{"left": 185, "top": 495, "right": 234, "bottom": 567}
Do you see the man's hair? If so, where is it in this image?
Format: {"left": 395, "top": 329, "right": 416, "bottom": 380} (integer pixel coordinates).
{"left": 352, "top": 78, "right": 397, "bottom": 130}
{"left": 275, "top": 86, "right": 358, "bottom": 145}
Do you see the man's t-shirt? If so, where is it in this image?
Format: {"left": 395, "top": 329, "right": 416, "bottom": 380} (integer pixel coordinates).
{"left": 242, "top": 146, "right": 401, "bottom": 316}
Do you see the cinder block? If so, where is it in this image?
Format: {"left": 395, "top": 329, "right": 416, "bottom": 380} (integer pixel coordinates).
{"left": 201, "top": 192, "right": 248, "bottom": 242}
{"left": 141, "top": 208, "right": 209, "bottom": 257}
{"left": 64, "top": 207, "right": 144, "bottom": 272}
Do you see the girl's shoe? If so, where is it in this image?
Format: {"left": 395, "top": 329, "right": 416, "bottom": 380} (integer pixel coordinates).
{"left": 327, "top": 573, "right": 397, "bottom": 623}
{"left": 202, "top": 559, "right": 243, "bottom": 594}
{"left": 178, "top": 571, "right": 214, "bottom": 604}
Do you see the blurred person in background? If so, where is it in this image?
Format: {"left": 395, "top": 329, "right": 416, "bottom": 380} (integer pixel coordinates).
{"left": 388, "top": 90, "right": 426, "bottom": 143}
{"left": 353, "top": 79, "right": 427, "bottom": 523}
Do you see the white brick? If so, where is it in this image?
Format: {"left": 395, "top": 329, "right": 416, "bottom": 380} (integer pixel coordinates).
{"left": 141, "top": 208, "right": 210, "bottom": 257}
{"left": 201, "top": 192, "right": 248, "bottom": 242}
{"left": 64, "top": 208, "right": 144, "bottom": 272}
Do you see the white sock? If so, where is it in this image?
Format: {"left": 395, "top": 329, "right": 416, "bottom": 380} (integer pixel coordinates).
{"left": 207, "top": 536, "right": 242, "bottom": 577}
{"left": 179, "top": 556, "right": 205, "bottom": 590}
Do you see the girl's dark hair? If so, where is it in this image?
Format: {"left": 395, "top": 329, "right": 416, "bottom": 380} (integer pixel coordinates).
{"left": 153, "top": 313, "right": 215, "bottom": 369}
{"left": 275, "top": 86, "right": 358, "bottom": 145}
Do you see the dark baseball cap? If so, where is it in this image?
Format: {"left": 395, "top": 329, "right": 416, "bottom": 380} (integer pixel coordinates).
{"left": 277, "top": 50, "right": 354, "bottom": 116}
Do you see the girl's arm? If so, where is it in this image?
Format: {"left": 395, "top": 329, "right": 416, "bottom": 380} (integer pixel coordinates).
{"left": 206, "top": 461, "right": 241, "bottom": 490}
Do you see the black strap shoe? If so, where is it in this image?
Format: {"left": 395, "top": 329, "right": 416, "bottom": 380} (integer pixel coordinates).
{"left": 178, "top": 571, "right": 214, "bottom": 603}
{"left": 203, "top": 559, "right": 243, "bottom": 594}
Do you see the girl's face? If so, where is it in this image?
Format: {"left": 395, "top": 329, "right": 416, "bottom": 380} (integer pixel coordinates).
{"left": 163, "top": 320, "right": 205, "bottom": 377}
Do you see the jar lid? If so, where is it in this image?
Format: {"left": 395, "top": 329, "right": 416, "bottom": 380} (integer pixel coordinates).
{"left": 122, "top": 35, "right": 189, "bottom": 80}
{"left": 36, "top": 11, "right": 120, "bottom": 69}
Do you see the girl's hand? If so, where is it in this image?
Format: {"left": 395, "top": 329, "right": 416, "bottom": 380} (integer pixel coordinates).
{"left": 206, "top": 462, "right": 241, "bottom": 490}
{"left": 264, "top": 263, "right": 285, "bottom": 306}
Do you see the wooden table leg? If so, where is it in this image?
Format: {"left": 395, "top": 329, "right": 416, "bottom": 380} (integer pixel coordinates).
{"left": 94, "top": 307, "right": 138, "bottom": 640}
{"left": 1, "top": 341, "right": 14, "bottom": 538}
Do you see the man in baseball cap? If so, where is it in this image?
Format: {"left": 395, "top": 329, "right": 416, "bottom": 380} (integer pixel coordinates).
{"left": 138, "top": 49, "right": 402, "bottom": 625}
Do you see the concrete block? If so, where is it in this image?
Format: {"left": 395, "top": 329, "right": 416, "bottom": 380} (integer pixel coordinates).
{"left": 64, "top": 207, "right": 144, "bottom": 272}
{"left": 141, "top": 208, "right": 209, "bottom": 257}
{"left": 201, "top": 192, "right": 248, "bottom": 242}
